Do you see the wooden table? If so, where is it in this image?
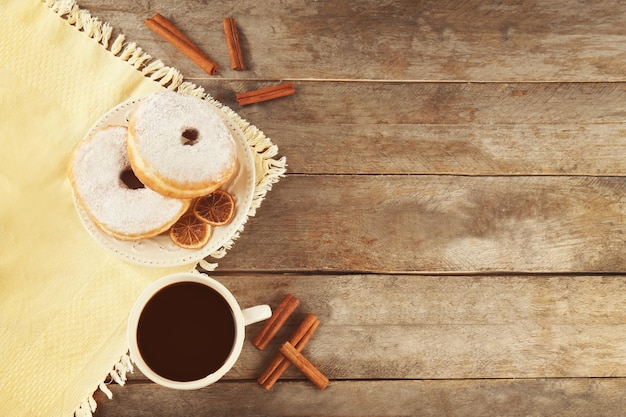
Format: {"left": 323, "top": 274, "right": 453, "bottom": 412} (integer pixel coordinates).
{"left": 86, "top": 1, "right": 626, "bottom": 415}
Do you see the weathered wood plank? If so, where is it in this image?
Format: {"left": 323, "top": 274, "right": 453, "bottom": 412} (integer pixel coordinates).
{"left": 276, "top": 121, "right": 626, "bottom": 176}
{"left": 273, "top": 123, "right": 626, "bottom": 176}
{"left": 93, "top": 378, "right": 626, "bottom": 416}
{"left": 201, "top": 81, "right": 626, "bottom": 176}
{"left": 216, "top": 175, "right": 626, "bottom": 273}
{"left": 208, "top": 81, "right": 626, "bottom": 125}
{"left": 81, "top": 0, "right": 626, "bottom": 82}
{"left": 123, "top": 274, "right": 626, "bottom": 381}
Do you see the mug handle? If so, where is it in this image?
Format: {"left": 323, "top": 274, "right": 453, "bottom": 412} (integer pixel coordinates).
{"left": 242, "top": 304, "right": 272, "bottom": 326}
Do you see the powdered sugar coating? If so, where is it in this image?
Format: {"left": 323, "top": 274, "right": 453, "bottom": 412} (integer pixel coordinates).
{"left": 69, "top": 126, "right": 189, "bottom": 239}
{"left": 128, "top": 92, "right": 237, "bottom": 196}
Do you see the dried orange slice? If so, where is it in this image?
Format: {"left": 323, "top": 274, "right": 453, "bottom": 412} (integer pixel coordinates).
{"left": 169, "top": 211, "right": 212, "bottom": 249}
{"left": 193, "top": 189, "right": 235, "bottom": 226}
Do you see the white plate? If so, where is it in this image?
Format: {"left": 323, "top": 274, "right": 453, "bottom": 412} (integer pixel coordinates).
{"left": 72, "top": 96, "right": 255, "bottom": 267}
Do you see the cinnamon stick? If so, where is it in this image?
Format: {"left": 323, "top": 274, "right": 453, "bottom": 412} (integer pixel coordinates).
{"left": 151, "top": 13, "right": 192, "bottom": 49}
{"left": 258, "top": 314, "right": 320, "bottom": 390}
{"left": 144, "top": 14, "right": 219, "bottom": 75}
{"left": 236, "top": 82, "right": 296, "bottom": 106}
{"left": 279, "top": 341, "right": 329, "bottom": 390}
{"left": 252, "top": 293, "right": 299, "bottom": 350}
{"left": 223, "top": 17, "right": 245, "bottom": 70}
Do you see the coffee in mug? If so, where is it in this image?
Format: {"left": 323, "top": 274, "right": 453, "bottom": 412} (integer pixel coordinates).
{"left": 127, "top": 272, "right": 271, "bottom": 389}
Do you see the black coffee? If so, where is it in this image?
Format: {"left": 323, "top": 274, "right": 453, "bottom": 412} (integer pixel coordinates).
{"left": 136, "top": 281, "right": 236, "bottom": 382}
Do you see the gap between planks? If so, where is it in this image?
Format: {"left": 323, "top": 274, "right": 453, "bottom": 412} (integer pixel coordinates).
{"left": 184, "top": 77, "right": 626, "bottom": 84}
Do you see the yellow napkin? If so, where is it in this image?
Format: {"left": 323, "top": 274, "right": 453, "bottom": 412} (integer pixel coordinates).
{"left": 0, "top": 1, "right": 285, "bottom": 416}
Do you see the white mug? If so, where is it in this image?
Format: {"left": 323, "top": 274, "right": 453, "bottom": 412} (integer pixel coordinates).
{"left": 127, "top": 272, "right": 271, "bottom": 389}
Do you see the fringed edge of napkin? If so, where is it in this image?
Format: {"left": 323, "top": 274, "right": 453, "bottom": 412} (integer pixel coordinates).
{"left": 74, "top": 354, "right": 134, "bottom": 417}
{"left": 42, "top": 0, "right": 286, "bottom": 415}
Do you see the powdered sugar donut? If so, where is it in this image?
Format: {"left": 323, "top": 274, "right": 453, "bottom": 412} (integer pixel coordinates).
{"left": 127, "top": 92, "right": 238, "bottom": 199}
{"left": 68, "top": 125, "right": 190, "bottom": 241}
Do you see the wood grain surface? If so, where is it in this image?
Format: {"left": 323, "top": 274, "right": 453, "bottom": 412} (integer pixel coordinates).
{"left": 215, "top": 175, "right": 626, "bottom": 273}
{"left": 82, "top": 0, "right": 626, "bottom": 82}
{"left": 94, "top": 379, "right": 626, "bottom": 417}
{"left": 78, "top": 0, "right": 626, "bottom": 415}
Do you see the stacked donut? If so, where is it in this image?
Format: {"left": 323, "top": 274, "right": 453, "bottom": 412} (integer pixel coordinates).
{"left": 68, "top": 92, "right": 238, "bottom": 246}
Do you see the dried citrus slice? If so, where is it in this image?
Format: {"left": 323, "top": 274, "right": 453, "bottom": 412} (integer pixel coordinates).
{"left": 169, "top": 211, "right": 212, "bottom": 249}
{"left": 193, "top": 189, "right": 235, "bottom": 226}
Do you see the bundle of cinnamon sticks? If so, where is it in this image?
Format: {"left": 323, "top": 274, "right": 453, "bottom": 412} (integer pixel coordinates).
{"left": 253, "top": 294, "right": 329, "bottom": 390}
{"left": 144, "top": 13, "right": 296, "bottom": 105}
